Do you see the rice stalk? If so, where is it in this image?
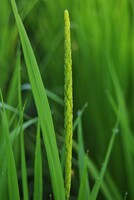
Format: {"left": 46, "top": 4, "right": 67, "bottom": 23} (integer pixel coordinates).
{"left": 64, "top": 9, "right": 73, "bottom": 200}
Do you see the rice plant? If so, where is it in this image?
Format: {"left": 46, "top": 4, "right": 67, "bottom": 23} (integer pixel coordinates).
{"left": 0, "top": 0, "right": 134, "bottom": 199}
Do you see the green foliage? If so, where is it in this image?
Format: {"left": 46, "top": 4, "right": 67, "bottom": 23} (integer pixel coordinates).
{"left": 10, "top": 0, "right": 65, "bottom": 199}
{"left": 0, "top": 0, "right": 134, "bottom": 199}
{"left": 0, "top": 91, "right": 20, "bottom": 200}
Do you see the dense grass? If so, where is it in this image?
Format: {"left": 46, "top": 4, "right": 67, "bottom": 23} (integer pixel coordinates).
{"left": 0, "top": 0, "right": 134, "bottom": 199}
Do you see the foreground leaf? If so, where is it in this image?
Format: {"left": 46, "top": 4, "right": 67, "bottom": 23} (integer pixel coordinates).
{"left": 10, "top": 0, "right": 65, "bottom": 199}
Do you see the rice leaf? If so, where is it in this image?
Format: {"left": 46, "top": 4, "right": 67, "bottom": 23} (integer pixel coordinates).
{"left": 0, "top": 90, "right": 20, "bottom": 200}
{"left": 77, "top": 116, "right": 90, "bottom": 199}
{"left": 0, "top": 102, "right": 18, "bottom": 113}
{"left": 34, "top": 120, "right": 42, "bottom": 200}
{"left": 21, "top": 83, "right": 64, "bottom": 106}
{"left": 0, "top": 116, "right": 37, "bottom": 199}
{"left": 10, "top": 0, "right": 65, "bottom": 199}
{"left": 58, "top": 106, "right": 122, "bottom": 200}
{"left": 10, "top": 117, "right": 38, "bottom": 145}
{"left": 18, "top": 52, "right": 29, "bottom": 200}
{"left": 73, "top": 103, "right": 88, "bottom": 132}
{"left": 90, "top": 126, "right": 118, "bottom": 200}
{"left": 78, "top": 154, "right": 89, "bottom": 200}
{"left": 107, "top": 57, "right": 134, "bottom": 198}
{"left": 0, "top": 112, "right": 8, "bottom": 200}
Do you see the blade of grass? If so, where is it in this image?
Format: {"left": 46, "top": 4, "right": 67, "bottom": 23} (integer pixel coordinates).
{"left": 90, "top": 122, "right": 118, "bottom": 200}
{"left": 107, "top": 93, "right": 134, "bottom": 155}
{"left": 0, "top": 102, "right": 30, "bottom": 120}
{"left": 0, "top": 102, "right": 18, "bottom": 113}
{"left": 0, "top": 116, "right": 37, "bottom": 199}
{"left": 10, "top": 1, "right": 65, "bottom": 199}
{"left": 0, "top": 116, "right": 37, "bottom": 178}
{"left": 21, "top": 83, "right": 64, "bottom": 106}
{"left": 107, "top": 56, "right": 134, "bottom": 198}
{"left": 59, "top": 105, "right": 121, "bottom": 200}
{"left": 58, "top": 134, "right": 120, "bottom": 200}
{"left": 77, "top": 116, "right": 90, "bottom": 200}
{"left": 18, "top": 51, "right": 29, "bottom": 200}
{"left": 73, "top": 103, "right": 88, "bottom": 132}
{"left": 10, "top": 117, "right": 38, "bottom": 144}
{"left": 0, "top": 90, "right": 20, "bottom": 200}
{"left": 0, "top": 111, "right": 8, "bottom": 200}
{"left": 0, "top": 162, "right": 8, "bottom": 200}
{"left": 34, "top": 120, "right": 42, "bottom": 200}
{"left": 78, "top": 154, "right": 89, "bottom": 200}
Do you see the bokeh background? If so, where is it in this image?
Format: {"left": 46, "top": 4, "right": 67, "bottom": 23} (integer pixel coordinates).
{"left": 1, "top": 0, "right": 134, "bottom": 199}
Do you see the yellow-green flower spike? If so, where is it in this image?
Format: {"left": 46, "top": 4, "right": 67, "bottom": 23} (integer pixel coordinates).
{"left": 64, "top": 9, "right": 73, "bottom": 200}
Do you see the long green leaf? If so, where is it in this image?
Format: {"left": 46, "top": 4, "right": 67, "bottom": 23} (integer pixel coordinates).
{"left": 10, "top": 1, "right": 65, "bottom": 199}
{"left": 0, "top": 117, "right": 37, "bottom": 199}
{"left": 107, "top": 56, "right": 134, "bottom": 198}
{"left": 34, "top": 120, "right": 42, "bottom": 200}
{"left": 21, "top": 83, "right": 64, "bottom": 106}
{"left": 0, "top": 112, "right": 8, "bottom": 200}
{"left": 78, "top": 154, "right": 89, "bottom": 200}
{"left": 90, "top": 128, "right": 118, "bottom": 200}
{"left": 18, "top": 52, "right": 29, "bottom": 200}
{"left": 58, "top": 107, "right": 122, "bottom": 200}
{"left": 0, "top": 91, "right": 20, "bottom": 200}
{"left": 77, "top": 116, "right": 90, "bottom": 200}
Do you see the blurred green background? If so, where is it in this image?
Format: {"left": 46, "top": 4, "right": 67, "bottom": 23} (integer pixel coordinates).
{"left": 1, "top": 0, "right": 134, "bottom": 199}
